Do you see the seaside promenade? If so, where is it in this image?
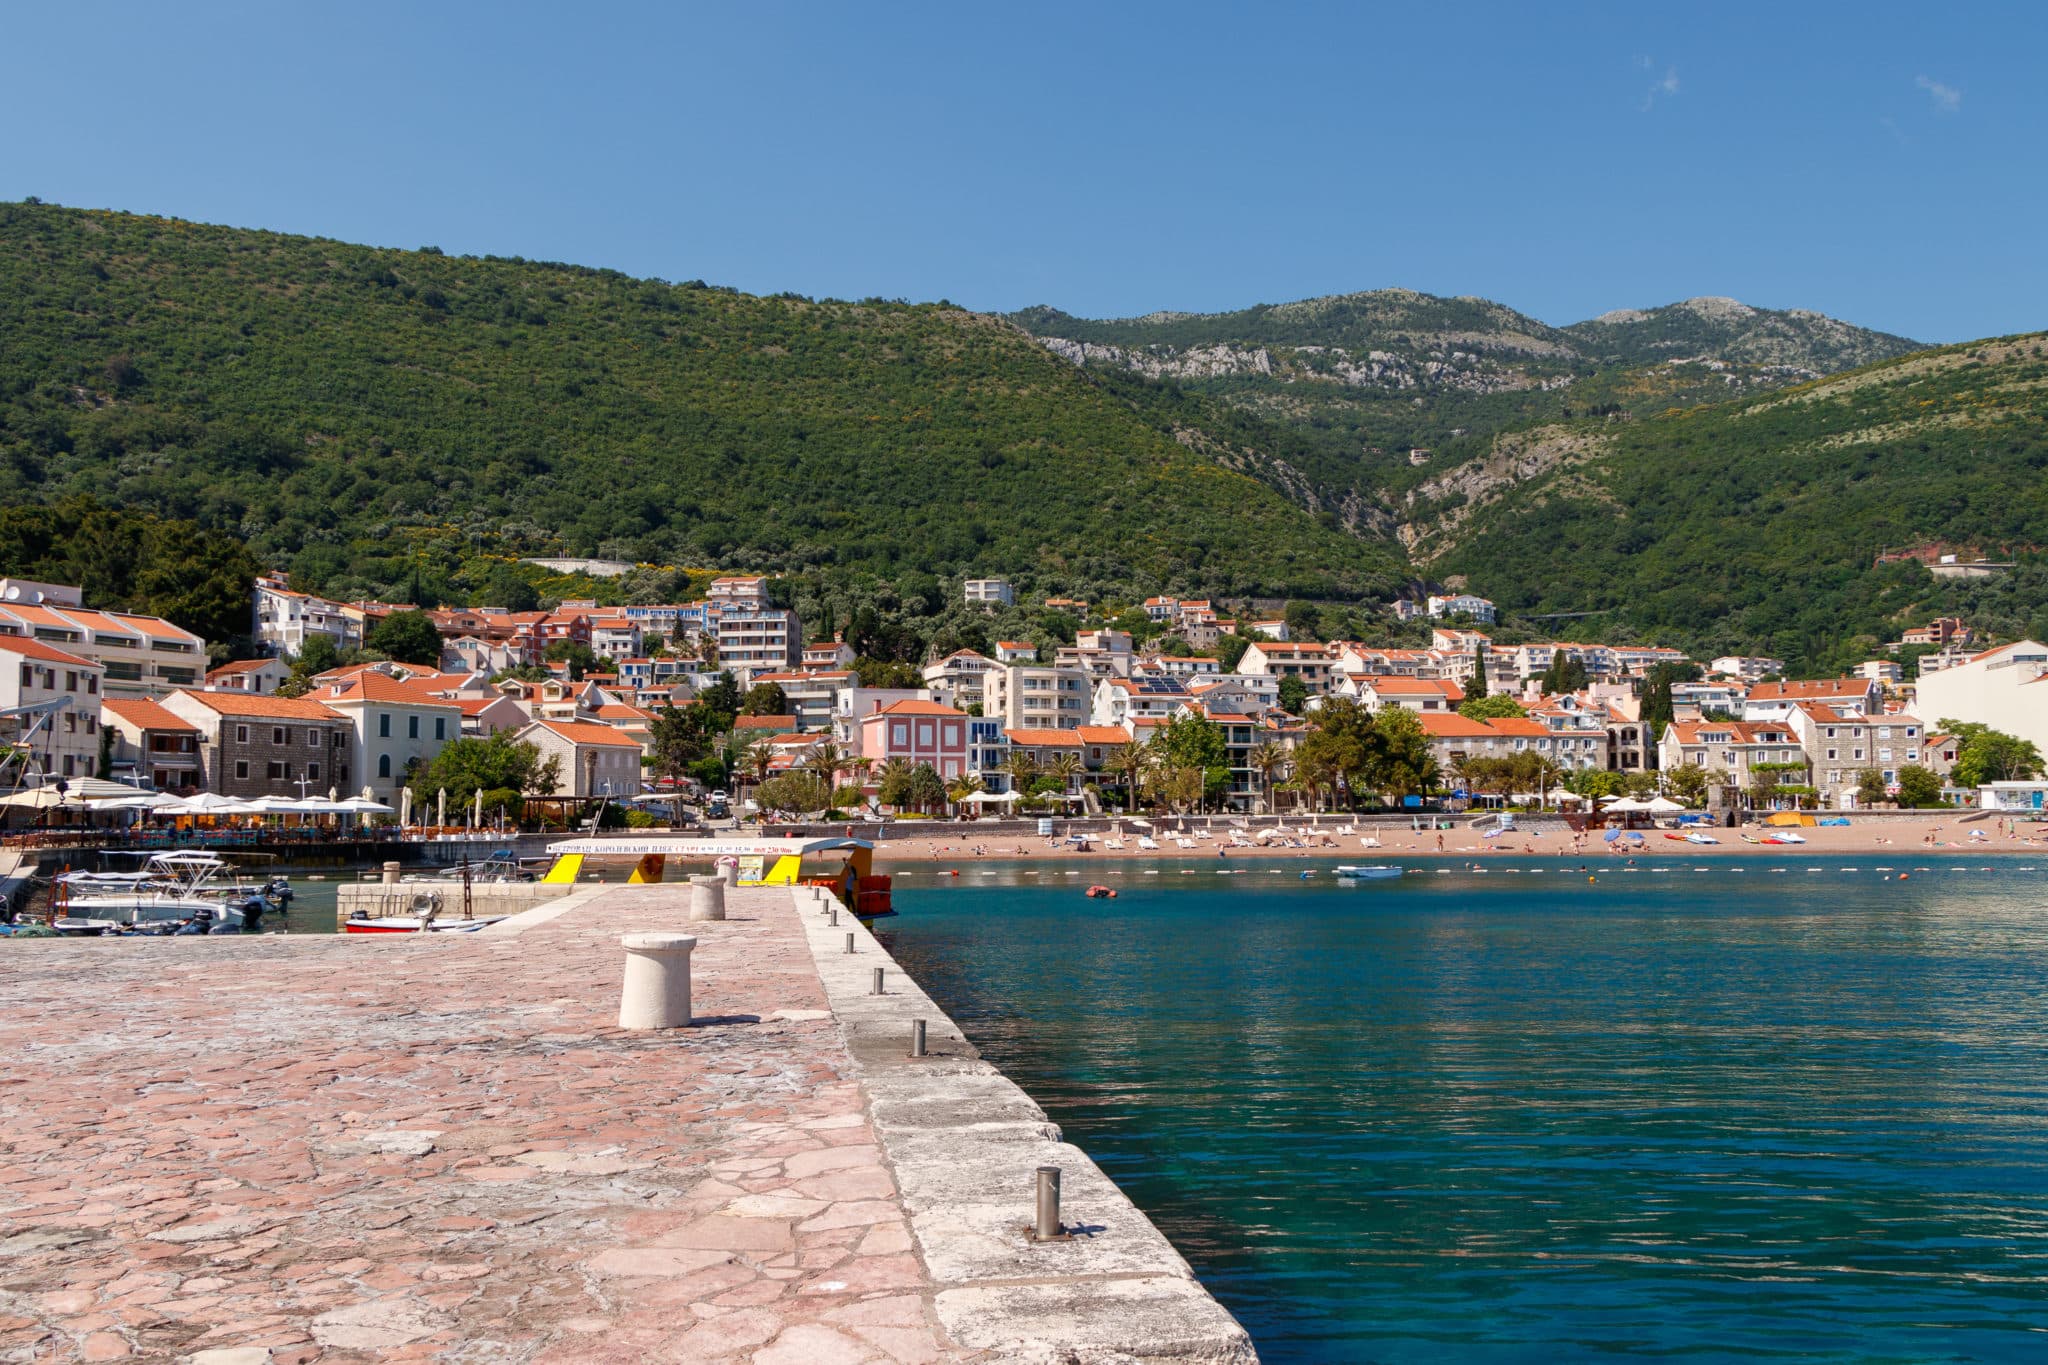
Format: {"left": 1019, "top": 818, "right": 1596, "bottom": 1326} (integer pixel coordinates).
{"left": 0, "top": 886, "right": 1251, "bottom": 1363}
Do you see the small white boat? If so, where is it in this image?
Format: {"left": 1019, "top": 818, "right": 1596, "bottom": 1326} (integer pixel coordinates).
{"left": 343, "top": 914, "right": 506, "bottom": 934}
{"left": 1334, "top": 865, "right": 1403, "bottom": 882}
{"left": 53, "top": 852, "right": 280, "bottom": 935}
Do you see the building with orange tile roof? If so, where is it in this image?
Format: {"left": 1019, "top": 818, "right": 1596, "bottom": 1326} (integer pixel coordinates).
{"left": 861, "top": 700, "right": 971, "bottom": 781}
{"left": 159, "top": 689, "right": 355, "bottom": 799}
{"left": 101, "top": 697, "right": 204, "bottom": 793}
{"left": 308, "top": 673, "right": 464, "bottom": 802}
{"left": 517, "top": 719, "right": 645, "bottom": 798}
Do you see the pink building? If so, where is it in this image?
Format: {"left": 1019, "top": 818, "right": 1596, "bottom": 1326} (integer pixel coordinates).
{"left": 859, "top": 700, "right": 971, "bottom": 780}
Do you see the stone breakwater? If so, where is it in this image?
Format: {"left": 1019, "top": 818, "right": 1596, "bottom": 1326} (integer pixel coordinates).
{"left": 0, "top": 882, "right": 1253, "bottom": 1363}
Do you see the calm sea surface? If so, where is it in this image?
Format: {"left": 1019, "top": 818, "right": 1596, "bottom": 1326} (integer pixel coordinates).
{"left": 882, "top": 856, "right": 2048, "bottom": 1363}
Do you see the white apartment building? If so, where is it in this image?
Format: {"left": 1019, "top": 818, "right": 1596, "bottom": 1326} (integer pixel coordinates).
{"left": 714, "top": 607, "right": 799, "bottom": 677}
{"left": 963, "top": 578, "right": 1015, "bottom": 607}
{"left": 0, "top": 588, "right": 207, "bottom": 701}
{"left": 0, "top": 636, "right": 105, "bottom": 783}
{"left": 921, "top": 650, "right": 1000, "bottom": 712}
{"left": 253, "top": 575, "right": 359, "bottom": 658}
{"left": 1427, "top": 593, "right": 1497, "bottom": 624}
{"left": 1912, "top": 640, "right": 2048, "bottom": 756}
{"left": 984, "top": 663, "right": 1090, "bottom": 730}
{"left": 1710, "top": 655, "right": 1786, "bottom": 681}
{"left": 1238, "top": 642, "right": 1337, "bottom": 694}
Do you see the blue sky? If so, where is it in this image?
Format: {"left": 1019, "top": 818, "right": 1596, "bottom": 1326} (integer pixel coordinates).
{"left": 2, "top": 3, "right": 2039, "bottom": 342}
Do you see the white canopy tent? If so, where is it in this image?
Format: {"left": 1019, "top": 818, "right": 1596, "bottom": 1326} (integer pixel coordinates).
{"left": 1644, "top": 795, "right": 1688, "bottom": 813}
{"left": 1604, "top": 797, "right": 1654, "bottom": 813}
{"left": 959, "top": 790, "right": 1022, "bottom": 805}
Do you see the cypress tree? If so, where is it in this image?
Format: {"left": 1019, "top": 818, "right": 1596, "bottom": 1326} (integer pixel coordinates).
{"left": 1469, "top": 644, "right": 1489, "bottom": 699}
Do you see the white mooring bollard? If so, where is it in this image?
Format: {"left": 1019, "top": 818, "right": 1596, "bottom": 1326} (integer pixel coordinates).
{"left": 715, "top": 856, "right": 740, "bottom": 887}
{"left": 618, "top": 933, "right": 697, "bottom": 1029}
{"left": 689, "top": 874, "right": 726, "bottom": 922}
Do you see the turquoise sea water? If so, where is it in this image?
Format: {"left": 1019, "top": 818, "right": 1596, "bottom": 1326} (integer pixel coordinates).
{"left": 882, "top": 856, "right": 2048, "bottom": 1363}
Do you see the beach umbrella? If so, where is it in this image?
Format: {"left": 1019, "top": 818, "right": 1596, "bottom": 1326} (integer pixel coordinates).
{"left": 473, "top": 789, "right": 484, "bottom": 827}
{"left": 400, "top": 788, "right": 413, "bottom": 827}
{"left": 437, "top": 787, "right": 447, "bottom": 828}
{"left": 86, "top": 792, "right": 182, "bottom": 812}
{"left": 1603, "top": 829, "right": 1625, "bottom": 842}
{"left": 168, "top": 791, "right": 251, "bottom": 814}
{"left": 1644, "top": 796, "right": 1686, "bottom": 813}
{"left": 334, "top": 796, "right": 395, "bottom": 814}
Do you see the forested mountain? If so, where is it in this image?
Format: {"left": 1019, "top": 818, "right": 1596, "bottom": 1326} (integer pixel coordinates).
{"left": 1420, "top": 335, "right": 2048, "bottom": 670}
{"left": 1, "top": 200, "right": 2038, "bottom": 677}
{"left": 0, "top": 202, "right": 1400, "bottom": 606}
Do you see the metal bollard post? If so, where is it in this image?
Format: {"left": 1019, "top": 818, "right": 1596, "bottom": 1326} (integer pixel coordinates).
{"left": 910, "top": 1019, "right": 927, "bottom": 1057}
{"left": 1033, "top": 1166, "right": 1062, "bottom": 1241}
{"left": 844, "top": 932, "right": 856, "bottom": 954}
{"left": 828, "top": 907, "right": 838, "bottom": 926}
{"left": 870, "top": 967, "right": 884, "bottom": 995}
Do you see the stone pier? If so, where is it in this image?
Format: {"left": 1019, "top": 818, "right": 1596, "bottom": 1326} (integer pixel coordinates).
{"left": 0, "top": 883, "right": 1253, "bottom": 1363}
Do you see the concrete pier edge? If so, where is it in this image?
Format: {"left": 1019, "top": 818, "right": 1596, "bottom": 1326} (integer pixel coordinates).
{"left": 789, "top": 886, "right": 1258, "bottom": 1363}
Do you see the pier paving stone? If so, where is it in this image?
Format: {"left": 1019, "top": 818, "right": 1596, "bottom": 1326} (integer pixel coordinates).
{"left": 0, "top": 885, "right": 971, "bottom": 1363}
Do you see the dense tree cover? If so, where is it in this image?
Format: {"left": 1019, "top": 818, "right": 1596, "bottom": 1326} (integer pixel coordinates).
{"left": 0, "top": 495, "right": 261, "bottom": 649}
{"left": 1435, "top": 337, "right": 2048, "bottom": 671}
{"left": 365, "top": 609, "right": 443, "bottom": 666}
{"left": 0, "top": 203, "right": 1399, "bottom": 604}
{"left": 404, "top": 733, "right": 560, "bottom": 811}
{"left": 1938, "top": 721, "right": 2043, "bottom": 786}
{"left": 1457, "top": 694, "right": 1524, "bottom": 719}
{"left": 1292, "top": 697, "right": 1435, "bottom": 808}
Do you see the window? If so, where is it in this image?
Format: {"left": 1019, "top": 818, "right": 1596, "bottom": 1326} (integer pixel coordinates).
{"left": 86, "top": 676, "right": 98, "bottom": 694}
{"left": 1853, "top": 749, "right": 1865, "bottom": 760}
{"left": 235, "top": 760, "right": 249, "bottom": 779}
{"left": 379, "top": 714, "right": 391, "bottom": 738}
{"left": 64, "top": 670, "right": 76, "bottom": 691}
{"left": 892, "top": 722, "right": 908, "bottom": 746}
{"left": 62, "top": 755, "right": 74, "bottom": 776}
{"left": 408, "top": 715, "right": 419, "bottom": 740}
{"left": 1827, "top": 749, "right": 1838, "bottom": 760}
{"left": 434, "top": 716, "right": 446, "bottom": 741}
{"left": 308, "top": 731, "right": 321, "bottom": 748}
{"left": 267, "top": 762, "right": 284, "bottom": 779}
{"left": 308, "top": 762, "right": 321, "bottom": 781}
{"left": 378, "top": 754, "right": 391, "bottom": 778}
{"left": 272, "top": 727, "right": 285, "bottom": 745}
{"left": 84, "top": 716, "right": 95, "bottom": 735}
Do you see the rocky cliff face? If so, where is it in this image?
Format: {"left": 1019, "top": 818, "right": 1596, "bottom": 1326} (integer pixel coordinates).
{"left": 1036, "top": 334, "right": 1573, "bottom": 397}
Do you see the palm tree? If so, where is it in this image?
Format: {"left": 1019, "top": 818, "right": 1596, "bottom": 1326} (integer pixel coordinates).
{"left": 1104, "top": 742, "right": 1146, "bottom": 811}
{"left": 1045, "top": 752, "right": 1083, "bottom": 799}
{"left": 947, "top": 773, "right": 985, "bottom": 818}
{"left": 1248, "top": 742, "right": 1287, "bottom": 815}
{"left": 1004, "top": 750, "right": 1040, "bottom": 800}
{"left": 1296, "top": 747, "right": 1340, "bottom": 813}
{"left": 805, "top": 739, "right": 845, "bottom": 790}
{"left": 741, "top": 737, "right": 775, "bottom": 810}
{"left": 875, "top": 757, "right": 912, "bottom": 812}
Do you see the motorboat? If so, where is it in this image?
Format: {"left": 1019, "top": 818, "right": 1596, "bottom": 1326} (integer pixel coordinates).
{"left": 52, "top": 852, "right": 280, "bottom": 935}
{"left": 1334, "top": 865, "right": 1404, "bottom": 881}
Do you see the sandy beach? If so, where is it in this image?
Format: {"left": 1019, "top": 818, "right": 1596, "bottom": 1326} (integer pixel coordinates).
{"left": 872, "top": 812, "right": 2048, "bottom": 865}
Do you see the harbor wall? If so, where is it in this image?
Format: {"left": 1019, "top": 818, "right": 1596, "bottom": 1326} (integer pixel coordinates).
{"left": 787, "top": 884, "right": 1257, "bottom": 1360}
{"left": 334, "top": 879, "right": 574, "bottom": 929}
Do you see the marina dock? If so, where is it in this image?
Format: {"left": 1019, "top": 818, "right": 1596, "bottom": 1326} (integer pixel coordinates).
{"left": 0, "top": 882, "right": 1251, "bottom": 1362}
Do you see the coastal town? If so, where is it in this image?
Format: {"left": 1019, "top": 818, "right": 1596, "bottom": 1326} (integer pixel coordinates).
{"left": 5, "top": 569, "right": 2043, "bottom": 827}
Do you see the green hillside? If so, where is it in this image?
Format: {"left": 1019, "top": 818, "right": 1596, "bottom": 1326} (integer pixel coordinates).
{"left": 1423, "top": 336, "right": 2048, "bottom": 670}
{"left": 0, "top": 202, "right": 1401, "bottom": 605}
